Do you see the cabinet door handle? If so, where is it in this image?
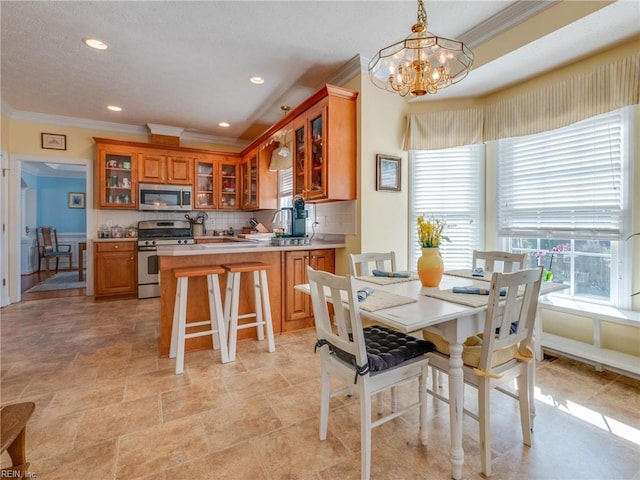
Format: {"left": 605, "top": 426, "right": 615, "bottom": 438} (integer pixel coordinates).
{"left": 114, "top": 245, "right": 119, "bottom": 249}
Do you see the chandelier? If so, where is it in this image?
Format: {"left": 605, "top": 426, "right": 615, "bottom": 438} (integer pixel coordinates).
{"left": 368, "top": 0, "right": 474, "bottom": 97}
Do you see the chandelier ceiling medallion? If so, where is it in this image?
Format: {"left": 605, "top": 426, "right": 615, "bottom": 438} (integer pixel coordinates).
{"left": 368, "top": 0, "right": 474, "bottom": 97}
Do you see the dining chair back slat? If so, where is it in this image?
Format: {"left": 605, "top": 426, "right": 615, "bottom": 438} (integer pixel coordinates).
{"left": 349, "top": 252, "right": 396, "bottom": 277}
{"left": 472, "top": 250, "right": 526, "bottom": 273}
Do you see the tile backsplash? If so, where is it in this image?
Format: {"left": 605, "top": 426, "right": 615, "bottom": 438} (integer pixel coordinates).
{"left": 94, "top": 200, "right": 357, "bottom": 238}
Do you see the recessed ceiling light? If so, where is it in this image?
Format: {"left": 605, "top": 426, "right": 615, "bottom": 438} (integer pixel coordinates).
{"left": 83, "top": 38, "right": 108, "bottom": 50}
{"left": 249, "top": 76, "right": 264, "bottom": 85}
{"left": 218, "top": 122, "right": 230, "bottom": 128}
{"left": 107, "top": 105, "right": 122, "bottom": 112}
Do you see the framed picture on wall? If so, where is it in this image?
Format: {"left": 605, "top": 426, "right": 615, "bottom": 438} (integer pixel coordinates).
{"left": 376, "top": 154, "right": 401, "bottom": 192}
{"left": 41, "top": 133, "right": 67, "bottom": 150}
{"left": 68, "top": 192, "right": 85, "bottom": 209}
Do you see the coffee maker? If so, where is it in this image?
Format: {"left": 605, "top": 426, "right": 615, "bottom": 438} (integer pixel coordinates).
{"left": 291, "top": 197, "right": 307, "bottom": 237}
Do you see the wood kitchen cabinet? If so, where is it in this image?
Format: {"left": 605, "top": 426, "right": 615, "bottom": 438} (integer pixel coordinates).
{"left": 194, "top": 154, "right": 218, "bottom": 209}
{"left": 240, "top": 147, "right": 277, "bottom": 210}
{"left": 94, "top": 241, "right": 137, "bottom": 298}
{"left": 218, "top": 157, "right": 239, "bottom": 209}
{"left": 138, "top": 152, "right": 194, "bottom": 185}
{"left": 290, "top": 86, "right": 357, "bottom": 202}
{"left": 283, "top": 248, "right": 335, "bottom": 332}
{"left": 95, "top": 143, "right": 137, "bottom": 209}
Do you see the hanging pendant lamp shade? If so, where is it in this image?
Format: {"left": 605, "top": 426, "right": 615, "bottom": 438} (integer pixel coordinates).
{"left": 368, "top": 0, "right": 473, "bottom": 97}
{"left": 269, "top": 137, "right": 291, "bottom": 171}
{"left": 268, "top": 105, "right": 292, "bottom": 171}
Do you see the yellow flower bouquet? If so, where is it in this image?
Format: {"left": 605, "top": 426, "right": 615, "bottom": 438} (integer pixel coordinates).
{"left": 417, "top": 215, "right": 450, "bottom": 248}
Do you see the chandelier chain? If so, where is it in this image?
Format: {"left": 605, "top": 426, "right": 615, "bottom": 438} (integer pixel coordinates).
{"left": 416, "top": 0, "right": 427, "bottom": 28}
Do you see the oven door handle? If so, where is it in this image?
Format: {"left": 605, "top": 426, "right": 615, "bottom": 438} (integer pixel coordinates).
{"left": 138, "top": 246, "right": 157, "bottom": 252}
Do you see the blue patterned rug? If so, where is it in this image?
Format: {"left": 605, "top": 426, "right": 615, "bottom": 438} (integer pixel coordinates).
{"left": 26, "top": 271, "right": 86, "bottom": 292}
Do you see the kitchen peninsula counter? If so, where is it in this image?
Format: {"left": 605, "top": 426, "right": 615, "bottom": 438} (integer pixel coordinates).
{"left": 156, "top": 240, "right": 345, "bottom": 356}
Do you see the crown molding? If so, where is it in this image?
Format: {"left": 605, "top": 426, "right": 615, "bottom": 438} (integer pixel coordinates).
{"left": 4, "top": 107, "right": 250, "bottom": 147}
{"left": 459, "top": 0, "right": 560, "bottom": 48}
{"left": 9, "top": 109, "right": 148, "bottom": 134}
{"left": 146, "top": 123, "right": 184, "bottom": 137}
{"left": 325, "top": 54, "right": 368, "bottom": 87}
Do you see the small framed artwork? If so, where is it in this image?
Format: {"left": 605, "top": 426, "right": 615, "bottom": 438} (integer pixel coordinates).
{"left": 68, "top": 192, "right": 85, "bottom": 209}
{"left": 376, "top": 154, "right": 401, "bottom": 192}
{"left": 41, "top": 133, "right": 67, "bottom": 150}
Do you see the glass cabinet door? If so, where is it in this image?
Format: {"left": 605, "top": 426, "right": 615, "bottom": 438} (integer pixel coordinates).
{"left": 219, "top": 159, "right": 238, "bottom": 209}
{"left": 307, "top": 107, "right": 327, "bottom": 199}
{"left": 241, "top": 153, "right": 258, "bottom": 209}
{"left": 293, "top": 123, "right": 306, "bottom": 197}
{"left": 195, "top": 158, "right": 215, "bottom": 208}
{"left": 103, "top": 152, "right": 134, "bottom": 207}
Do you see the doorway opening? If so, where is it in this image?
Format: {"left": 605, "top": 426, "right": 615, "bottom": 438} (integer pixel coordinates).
{"left": 20, "top": 160, "right": 88, "bottom": 301}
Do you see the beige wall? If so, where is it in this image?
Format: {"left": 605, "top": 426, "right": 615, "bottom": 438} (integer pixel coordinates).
{"left": 353, "top": 75, "right": 410, "bottom": 271}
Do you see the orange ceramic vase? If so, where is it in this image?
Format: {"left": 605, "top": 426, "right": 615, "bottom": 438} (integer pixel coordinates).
{"left": 417, "top": 247, "right": 444, "bottom": 287}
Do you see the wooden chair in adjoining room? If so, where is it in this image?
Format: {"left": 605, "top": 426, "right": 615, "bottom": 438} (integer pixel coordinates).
{"left": 424, "top": 267, "right": 544, "bottom": 477}
{"left": 348, "top": 251, "right": 397, "bottom": 277}
{"left": 472, "top": 250, "right": 527, "bottom": 273}
{"left": 307, "top": 266, "right": 433, "bottom": 480}
{"left": 35, "top": 226, "right": 72, "bottom": 273}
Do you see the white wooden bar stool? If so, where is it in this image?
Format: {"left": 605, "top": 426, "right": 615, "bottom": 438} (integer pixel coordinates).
{"left": 170, "top": 265, "right": 229, "bottom": 374}
{"left": 222, "top": 261, "right": 275, "bottom": 362}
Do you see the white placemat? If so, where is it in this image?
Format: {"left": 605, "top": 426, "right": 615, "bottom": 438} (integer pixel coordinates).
{"left": 357, "top": 274, "right": 419, "bottom": 286}
{"left": 423, "top": 288, "right": 491, "bottom": 308}
{"left": 340, "top": 289, "right": 418, "bottom": 312}
{"left": 360, "top": 290, "right": 418, "bottom": 312}
{"left": 423, "top": 285, "right": 526, "bottom": 308}
{"left": 444, "top": 269, "right": 491, "bottom": 282}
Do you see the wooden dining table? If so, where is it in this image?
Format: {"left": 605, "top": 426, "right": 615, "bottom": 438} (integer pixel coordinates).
{"left": 296, "top": 269, "right": 567, "bottom": 480}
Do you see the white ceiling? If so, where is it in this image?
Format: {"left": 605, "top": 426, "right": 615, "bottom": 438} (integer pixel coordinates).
{"left": 2, "top": 0, "right": 639, "bottom": 147}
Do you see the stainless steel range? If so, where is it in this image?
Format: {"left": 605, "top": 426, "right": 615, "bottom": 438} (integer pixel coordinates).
{"left": 137, "top": 220, "right": 194, "bottom": 298}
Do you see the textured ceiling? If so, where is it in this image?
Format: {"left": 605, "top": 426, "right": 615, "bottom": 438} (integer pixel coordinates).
{"left": 2, "top": 1, "right": 639, "bottom": 145}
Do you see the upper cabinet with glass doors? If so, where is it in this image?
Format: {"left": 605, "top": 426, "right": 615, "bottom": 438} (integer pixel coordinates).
{"left": 95, "top": 142, "right": 137, "bottom": 209}
{"left": 194, "top": 154, "right": 217, "bottom": 209}
{"left": 289, "top": 85, "right": 357, "bottom": 202}
{"left": 240, "top": 147, "right": 277, "bottom": 210}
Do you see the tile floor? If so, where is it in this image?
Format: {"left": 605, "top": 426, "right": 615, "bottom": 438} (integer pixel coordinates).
{"left": 1, "top": 296, "right": 639, "bottom": 479}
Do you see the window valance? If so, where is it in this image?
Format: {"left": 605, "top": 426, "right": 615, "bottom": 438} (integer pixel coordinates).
{"left": 485, "top": 54, "right": 639, "bottom": 142}
{"left": 402, "top": 108, "right": 483, "bottom": 151}
{"left": 403, "top": 54, "right": 639, "bottom": 150}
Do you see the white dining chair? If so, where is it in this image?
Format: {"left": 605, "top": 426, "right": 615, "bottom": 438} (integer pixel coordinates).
{"left": 431, "top": 250, "right": 529, "bottom": 390}
{"left": 307, "top": 266, "right": 433, "bottom": 480}
{"left": 348, "top": 251, "right": 396, "bottom": 277}
{"left": 472, "top": 250, "right": 527, "bottom": 273}
{"left": 424, "top": 267, "right": 543, "bottom": 477}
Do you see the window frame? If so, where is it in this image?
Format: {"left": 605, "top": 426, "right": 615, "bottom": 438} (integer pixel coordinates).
{"left": 496, "top": 106, "right": 635, "bottom": 308}
{"left": 409, "top": 145, "right": 485, "bottom": 271}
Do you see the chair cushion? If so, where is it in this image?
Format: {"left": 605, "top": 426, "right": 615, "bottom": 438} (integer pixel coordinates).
{"left": 422, "top": 330, "right": 518, "bottom": 369}
{"left": 364, "top": 325, "right": 434, "bottom": 372}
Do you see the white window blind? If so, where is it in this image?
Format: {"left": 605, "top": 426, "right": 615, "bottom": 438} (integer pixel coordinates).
{"left": 278, "top": 167, "right": 293, "bottom": 208}
{"left": 496, "top": 109, "right": 625, "bottom": 240}
{"left": 409, "top": 145, "right": 484, "bottom": 270}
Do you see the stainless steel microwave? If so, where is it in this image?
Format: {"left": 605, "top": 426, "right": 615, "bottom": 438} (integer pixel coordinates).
{"left": 138, "top": 183, "right": 193, "bottom": 211}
